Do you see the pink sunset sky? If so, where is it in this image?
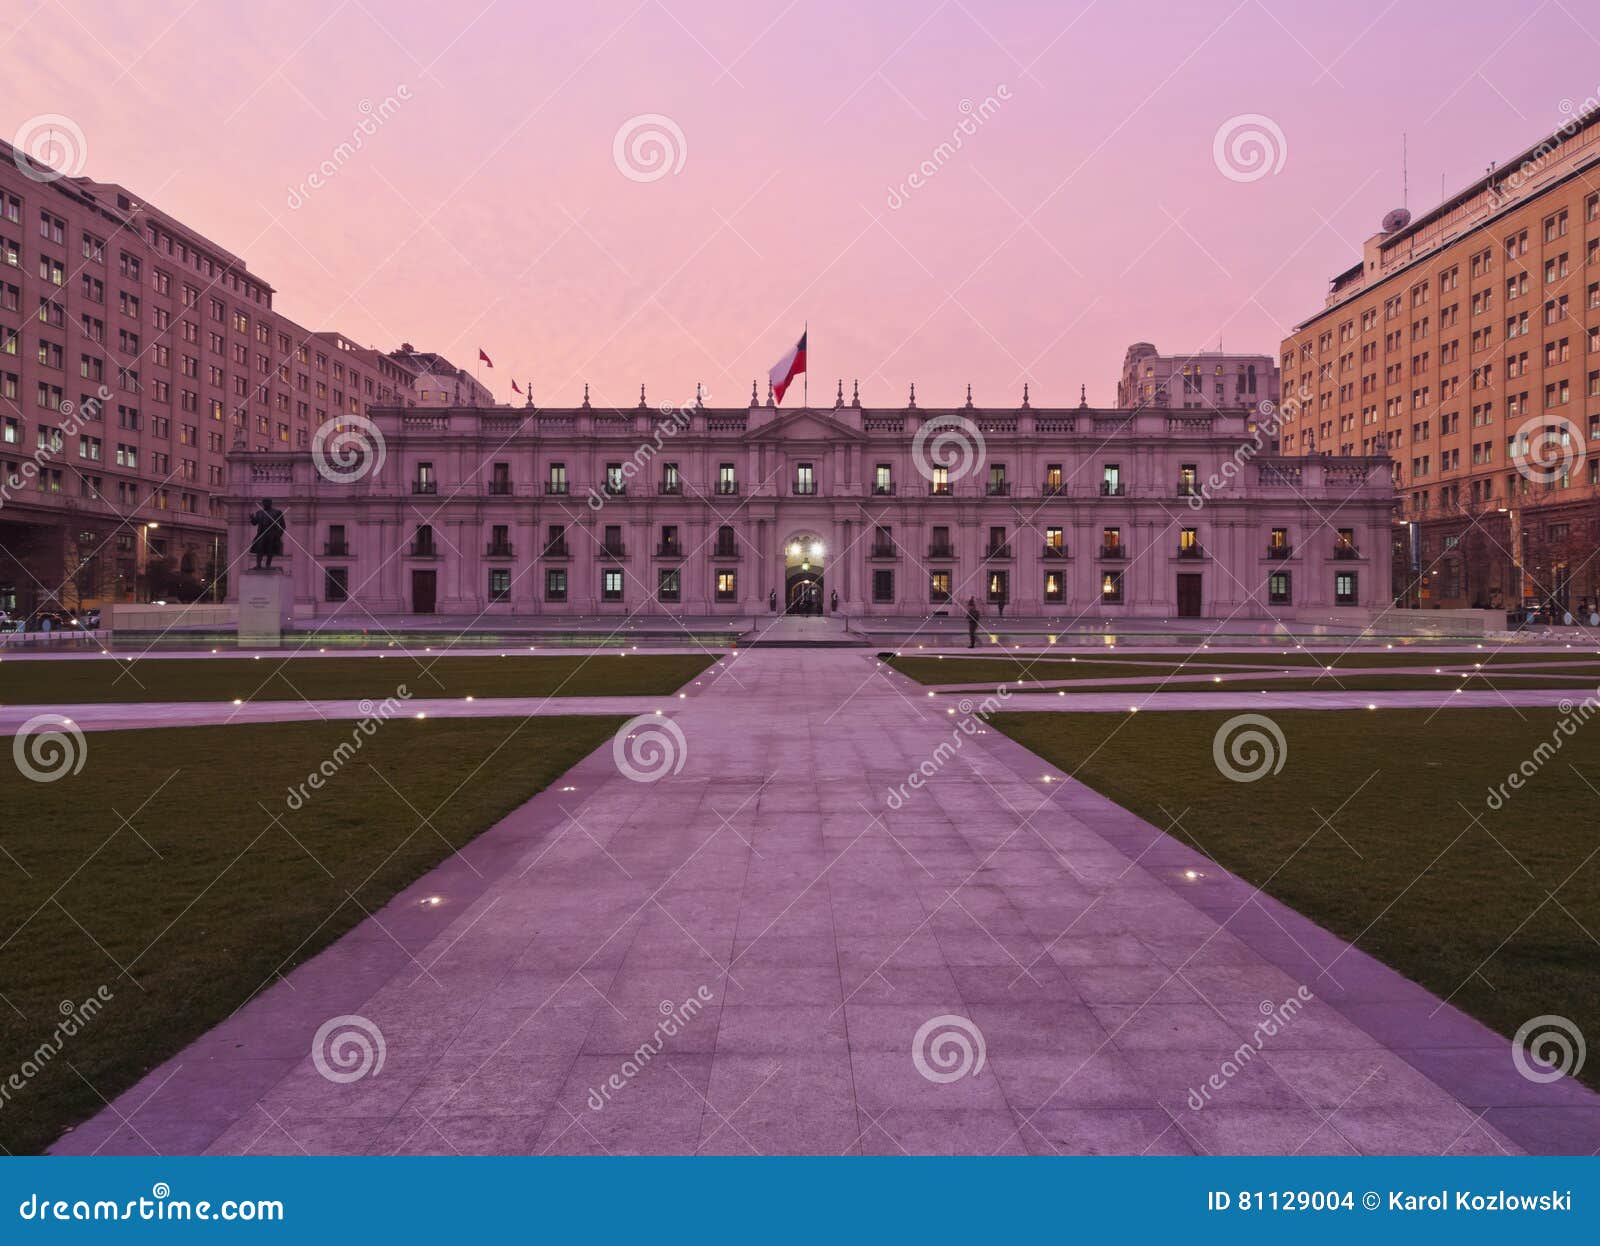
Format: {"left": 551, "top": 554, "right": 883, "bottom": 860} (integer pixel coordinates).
{"left": 7, "top": 0, "right": 1600, "bottom": 407}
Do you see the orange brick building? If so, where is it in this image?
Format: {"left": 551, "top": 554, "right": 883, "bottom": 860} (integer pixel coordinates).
{"left": 1280, "top": 111, "right": 1600, "bottom": 615}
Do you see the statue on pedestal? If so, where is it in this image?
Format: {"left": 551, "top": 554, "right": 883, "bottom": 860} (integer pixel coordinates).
{"left": 249, "top": 498, "right": 287, "bottom": 570}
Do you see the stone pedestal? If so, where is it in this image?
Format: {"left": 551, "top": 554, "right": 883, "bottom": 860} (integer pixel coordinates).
{"left": 237, "top": 569, "right": 290, "bottom": 648}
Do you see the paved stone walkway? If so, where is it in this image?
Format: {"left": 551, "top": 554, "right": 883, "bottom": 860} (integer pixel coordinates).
{"left": 50, "top": 649, "right": 1599, "bottom": 1156}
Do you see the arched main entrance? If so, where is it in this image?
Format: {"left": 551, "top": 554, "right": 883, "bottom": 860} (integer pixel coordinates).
{"left": 784, "top": 533, "right": 826, "bottom": 615}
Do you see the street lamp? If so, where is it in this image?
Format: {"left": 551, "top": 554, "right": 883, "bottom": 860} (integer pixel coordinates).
{"left": 137, "top": 522, "right": 159, "bottom": 603}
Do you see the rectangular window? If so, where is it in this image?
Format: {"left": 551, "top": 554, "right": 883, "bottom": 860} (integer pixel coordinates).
{"left": 930, "top": 570, "right": 951, "bottom": 603}
{"left": 1268, "top": 571, "right": 1291, "bottom": 605}
{"left": 1101, "top": 570, "right": 1124, "bottom": 603}
{"left": 715, "top": 571, "right": 737, "bottom": 602}
{"left": 987, "top": 569, "right": 1008, "bottom": 605}
{"left": 545, "top": 568, "right": 567, "bottom": 601}
{"left": 602, "top": 569, "right": 623, "bottom": 601}
{"left": 794, "top": 462, "right": 815, "bottom": 494}
{"left": 324, "top": 567, "right": 349, "bottom": 602}
{"left": 658, "top": 568, "right": 681, "bottom": 602}
{"left": 488, "top": 569, "right": 511, "bottom": 602}
{"left": 873, "top": 569, "right": 894, "bottom": 602}
{"left": 717, "top": 462, "right": 737, "bottom": 494}
{"left": 1102, "top": 463, "right": 1121, "bottom": 495}
{"left": 1044, "top": 571, "right": 1063, "bottom": 603}
{"left": 1335, "top": 571, "right": 1358, "bottom": 605}
{"left": 874, "top": 463, "right": 893, "bottom": 494}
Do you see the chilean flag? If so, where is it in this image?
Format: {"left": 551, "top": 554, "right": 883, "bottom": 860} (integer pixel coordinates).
{"left": 478, "top": 348, "right": 493, "bottom": 368}
{"left": 768, "top": 331, "right": 806, "bottom": 404}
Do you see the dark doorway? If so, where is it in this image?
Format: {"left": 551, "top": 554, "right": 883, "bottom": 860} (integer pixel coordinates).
{"left": 1176, "top": 573, "right": 1202, "bottom": 618}
{"left": 412, "top": 569, "right": 437, "bottom": 614}
{"left": 786, "top": 573, "right": 823, "bottom": 615}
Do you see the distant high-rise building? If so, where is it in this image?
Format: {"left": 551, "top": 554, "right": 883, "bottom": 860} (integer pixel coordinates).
{"left": 0, "top": 139, "right": 455, "bottom": 619}
{"left": 1278, "top": 110, "right": 1600, "bottom": 613}
{"left": 1117, "top": 342, "right": 1279, "bottom": 414}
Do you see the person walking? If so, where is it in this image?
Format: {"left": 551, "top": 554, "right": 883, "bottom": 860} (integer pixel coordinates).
{"left": 964, "top": 595, "right": 981, "bottom": 648}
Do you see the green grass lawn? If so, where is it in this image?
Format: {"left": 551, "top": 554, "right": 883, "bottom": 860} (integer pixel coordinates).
{"left": 1012, "top": 673, "right": 1600, "bottom": 694}
{"left": 0, "top": 716, "right": 623, "bottom": 1154}
{"left": 990, "top": 708, "right": 1600, "bottom": 1090}
{"left": 0, "top": 653, "right": 715, "bottom": 705}
{"left": 890, "top": 654, "right": 1600, "bottom": 689}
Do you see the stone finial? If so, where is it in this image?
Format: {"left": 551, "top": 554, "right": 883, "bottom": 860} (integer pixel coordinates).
{"left": 964, "top": 383, "right": 973, "bottom": 408}
{"left": 908, "top": 382, "right": 917, "bottom": 409}
{"left": 695, "top": 382, "right": 704, "bottom": 407}
{"left": 766, "top": 380, "right": 775, "bottom": 407}
{"left": 525, "top": 380, "right": 533, "bottom": 407}
{"left": 852, "top": 379, "right": 860, "bottom": 407}
{"left": 835, "top": 378, "right": 844, "bottom": 408}
{"left": 1078, "top": 383, "right": 1088, "bottom": 408}
{"left": 751, "top": 380, "right": 759, "bottom": 406}
{"left": 582, "top": 383, "right": 591, "bottom": 409}
{"left": 639, "top": 383, "right": 647, "bottom": 408}
{"left": 1021, "top": 381, "right": 1031, "bottom": 409}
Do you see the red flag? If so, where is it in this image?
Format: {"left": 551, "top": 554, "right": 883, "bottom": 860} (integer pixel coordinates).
{"left": 478, "top": 348, "right": 493, "bottom": 367}
{"left": 511, "top": 379, "right": 523, "bottom": 395}
{"left": 768, "top": 331, "right": 806, "bottom": 404}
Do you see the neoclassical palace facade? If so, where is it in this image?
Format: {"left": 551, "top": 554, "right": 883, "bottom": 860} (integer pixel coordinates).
{"left": 225, "top": 392, "right": 1394, "bottom": 620}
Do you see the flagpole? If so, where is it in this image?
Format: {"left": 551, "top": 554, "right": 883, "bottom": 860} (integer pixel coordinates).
{"left": 803, "top": 320, "right": 808, "bottom": 408}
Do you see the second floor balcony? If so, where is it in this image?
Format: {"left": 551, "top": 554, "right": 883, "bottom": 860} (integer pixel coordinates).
{"left": 486, "top": 480, "right": 513, "bottom": 496}
{"left": 1267, "top": 544, "right": 1293, "bottom": 559}
{"left": 602, "top": 481, "right": 628, "bottom": 497}
{"left": 322, "top": 541, "right": 351, "bottom": 557}
{"left": 984, "top": 542, "right": 1013, "bottom": 560}
{"left": 1099, "top": 544, "right": 1128, "bottom": 560}
{"left": 599, "top": 542, "right": 627, "bottom": 558}
{"left": 792, "top": 481, "right": 818, "bottom": 496}
{"left": 486, "top": 542, "right": 515, "bottom": 559}
{"left": 1041, "top": 544, "right": 1068, "bottom": 559}
{"left": 928, "top": 482, "right": 952, "bottom": 497}
{"left": 655, "top": 541, "right": 683, "bottom": 557}
{"left": 868, "top": 543, "right": 898, "bottom": 559}
{"left": 411, "top": 480, "right": 438, "bottom": 495}
{"left": 927, "top": 543, "right": 956, "bottom": 559}
{"left": 1177, "top": 544, "right": 1205, "bottom": 560}
{"left": 658, "top": 481, "right": 682, "bottom": 495}
{"left": 541, "top": 541, "right": 571, "bottom": 558}
{"left": 986, "top": 481, "right": 1011, "bottom": 496}
{"left": 1099, "top": 481, "right": 1124, "bottom": 497}
{"left": 409, "top": 541, "right": 439, "bottom": 558}
{"left": 1334, "top": 544, "right": 1362, "bottom": 559}
{"left": 711, "top": 542, "right": 740, "bottom": 559}
{"left": 545, "top": 481, "right": 570, "bottom": 496}
{"left": 1040, "top": 481, "right": 1065, "bottom": 497}
{"left": 871, "top": 482, "right": 896, "bottom": 496}
{"left": 714, "top": 480, "right": 740, "bottom": 496}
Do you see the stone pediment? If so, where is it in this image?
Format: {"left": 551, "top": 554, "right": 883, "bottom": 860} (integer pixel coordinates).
{"left": 743, "top": 408, "right": 867, "bottom": 442}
